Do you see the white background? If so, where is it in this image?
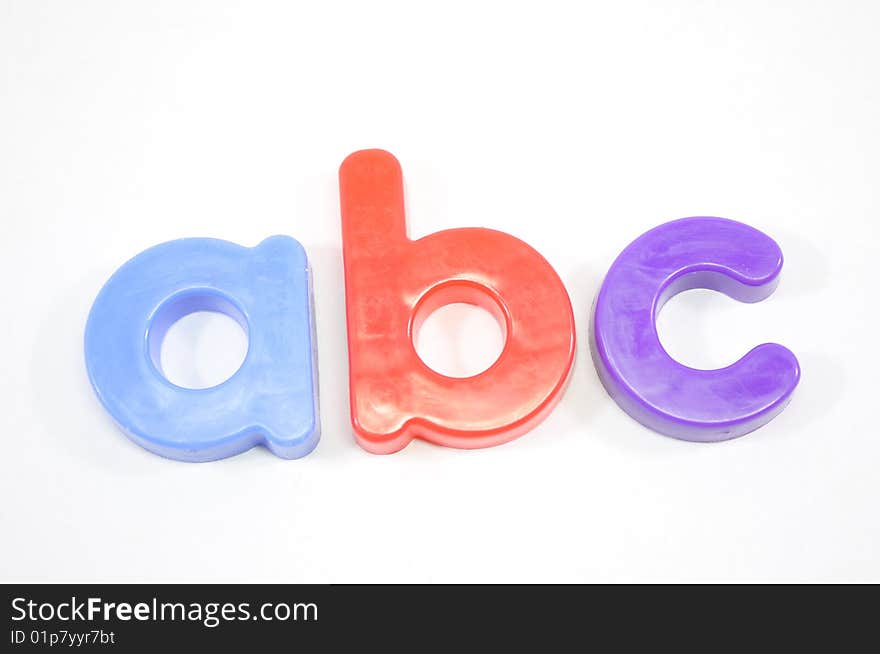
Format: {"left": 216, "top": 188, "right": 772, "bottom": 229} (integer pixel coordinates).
{"left": 1, "top": 0, "right": 878, "bottom": 583}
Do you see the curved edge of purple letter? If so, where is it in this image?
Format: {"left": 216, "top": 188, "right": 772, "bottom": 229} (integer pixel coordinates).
{"left": 590, "top": 216, "right": 800, "bottom": 442}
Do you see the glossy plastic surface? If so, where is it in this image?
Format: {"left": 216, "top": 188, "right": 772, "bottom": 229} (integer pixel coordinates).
{"left": 339, "top": 149, "right": 576, "bottom": 453}
{"left": 590, "top": 216, "right": 800, "bottom": 442}
{"left": 84, "top": 236, "right": 320, "bottom": 461}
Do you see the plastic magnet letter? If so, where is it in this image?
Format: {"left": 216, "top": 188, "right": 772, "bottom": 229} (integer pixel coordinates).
{"left": 339, "top": 149, "right": 576, "bottom": 453}
{"left": 590, "top": 216, "right": 800, "bottom": 442}
{"left": 84, "top": 236, "right": 320, "bottom": 461}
